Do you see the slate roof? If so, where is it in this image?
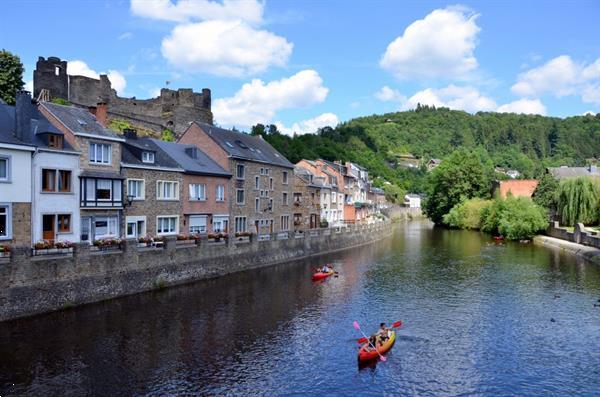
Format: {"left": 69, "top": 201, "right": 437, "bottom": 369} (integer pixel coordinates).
{"left": 0, "top": 104, "right": 24, "bottom": 146}
{"left": 41, "top": 101, "right": 124, "bottom": 141}
{"left": 80, "top": 170, "right": 125, "bottom": 179}
{"left": 548, "top": 166, "right": 600, "bottom": 179}
{"left": 121, "top": 137, "right": 182, "bottom": 170}
{"left": 194, "top": 122, "right": 294, "bottom": 169}
{"left": 152, "top": 139, "right": 231, "bottom": 177}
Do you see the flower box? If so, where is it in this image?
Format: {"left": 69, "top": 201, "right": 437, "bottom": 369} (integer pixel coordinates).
{"left": 0, "top": 245, "right": 10, "bottom": 259}
{"left": 207, "top": 232, "right": 228, "bottom": 242}
{"left": 92, "top": 238, "right": 122, "bottom": 252}
{"left": 32, "top": 240, "right": 75, "bottom": 256}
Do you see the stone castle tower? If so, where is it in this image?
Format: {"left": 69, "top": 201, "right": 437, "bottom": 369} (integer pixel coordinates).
{"left": 33, "top": 56, "right": 213, "bottom": 135}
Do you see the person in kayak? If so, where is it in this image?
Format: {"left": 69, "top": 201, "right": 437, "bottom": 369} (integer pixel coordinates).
{"left": 366, "top": 323, "right": 391, "bottom": 349}
{"left": 321, "top": 264, "right": 331, "bottom": 273}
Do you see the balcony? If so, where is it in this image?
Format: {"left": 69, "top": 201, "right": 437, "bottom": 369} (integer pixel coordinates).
{"left": 80, "top": 175, "right": 124, "bottom": 208}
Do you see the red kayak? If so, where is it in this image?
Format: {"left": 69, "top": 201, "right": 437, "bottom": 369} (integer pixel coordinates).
{"left": 358, "top": 331, "right": 396, "bottom": 363}
{"left": 312, "top": 270, "right": 334, "bottom": 281}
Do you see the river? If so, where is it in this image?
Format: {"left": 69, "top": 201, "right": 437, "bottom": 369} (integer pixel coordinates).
{"left": 1, "top": 221, "right": 599, "bottom": 396}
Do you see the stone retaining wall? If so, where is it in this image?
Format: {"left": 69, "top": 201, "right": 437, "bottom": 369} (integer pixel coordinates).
{"left": 0, "top": 222, "right": 392, "bottom": 322}
{"left": 546, "top": 221, "right": 600, "bottom": 249}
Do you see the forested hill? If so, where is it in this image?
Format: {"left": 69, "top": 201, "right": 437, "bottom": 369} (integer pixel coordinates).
{"left": 254, "top": 106, "right": 600, "bottom": 193}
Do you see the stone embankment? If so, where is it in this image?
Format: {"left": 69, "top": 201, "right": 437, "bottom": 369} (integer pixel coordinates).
{"left": 534, "top": 222, "right": 600, "bottom": 265}
{"left": 0, "top": 222, "right": 392, "bottom": 322}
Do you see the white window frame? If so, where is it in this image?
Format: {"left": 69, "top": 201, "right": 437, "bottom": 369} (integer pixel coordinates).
{"left": 0, "top": 203, "right": 12, "bottom": 240}
{"left": 188, "top": 215, "right": 208, "bottom": 234}
{"left": 269, "top": 177, "right": 273, "bottom": 190}
{"left": 127, "top": 179, "right": 145, "bottom": 200}
{"left": 235, "top": 216, "right": 247, "bottom": 233}
{"left": 236, "top": 189, "right": 245, "bottom": 205}
{"left": 0, "top": 155, "right": 11, "bottom": 183}
{"left": 156, "top": 180, "right": 179, "bottom": 200}
{"left": 126, "top": 216, "right": 146, "bottom": 238}
{"left": 255, "top": 197, "right": 260, "bottom": 213}
{"left": 216, "top": 184, "right": 225, "bottom": 202}
{"left": 236, "top": 164, "right": 245, "bottom": 180}
{"left": 156, "top": 215, "right": 179, "bottom": 236}
{"left": 142, "top": 151, "right": 155, "bottom": 163}
{"left": 89, "top": 142, "right": 112, "bottom": 165}
{"left": 269, "top": 198, "right": 274, "bottom": 212}
{"left": 282, "top": 171, "right": 288, "bottom": 184}
{"left": 282, "top": 192, "right": 289, "bottom": 206}
{"left": 93, "top": 216, "right": 119, "bottom": 240}
{"left": 213, "top": 215, "right": 229, "bottom": 233}
{"left": 281, "top": 215, "right": 290, "bottom": 231}
{"left": 255, "top": 176, "right": 260, "bottom": 190}
{"left": 189, "top": 183, "right": 207, "bottom": 201}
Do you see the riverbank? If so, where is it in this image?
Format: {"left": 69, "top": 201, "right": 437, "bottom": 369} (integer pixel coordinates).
{"left": 0, "top": 222, "right": 392, "bottom": 322}
{"left": 533, "top": 235, "right": 600, "bottom": 265}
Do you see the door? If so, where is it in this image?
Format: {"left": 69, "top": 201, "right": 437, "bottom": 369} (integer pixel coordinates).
{"left": 42, "top": 214, "right": 55, "bottom": 241}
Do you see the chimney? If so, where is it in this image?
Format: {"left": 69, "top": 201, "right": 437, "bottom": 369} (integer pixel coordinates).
{"left": 95, "top": 102, "right": 108, "bottom": 127}
{"left": 15, "top": 90, "right": 32, "bottom": 141}
{"left": 123, "top": 128, "right": 137, "bottom": 140}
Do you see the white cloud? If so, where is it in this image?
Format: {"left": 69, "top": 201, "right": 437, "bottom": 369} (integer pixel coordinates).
{"left": 380, "top": 6, "right": 480, "bottom": 80}
{"left": 67, "top": 60, "right": 127, "bottom": 95}
{"left": 24, "top": 80, "right": 33, "bottom": 93}
{"left": 497, "top": 98, "right": 547, "bottom": 115}
{"left": 375, "top": 86, "right": 405, "bottom": 102}
{"left": 213, "top": 70, "right": 329, "bottom": 128}
{"left": 276, "top": 113, "right": 339, "bottom": 136}
{"left": 130, "top": 0, "right": 264, "bottom": 25}
{"left": 582, "top": 110, "right": 596, "bottom": 116}
{"left": 512, "top": 55, "right": 600, "bottom": 104}
{"left": 161, "top": 20, "right": 293, "bottom": 77}
{"left": 401, "top": 85, "right": 497, "bottom": 113}
{"left": 118, "top": 32, "right": 133, "bottom": 40}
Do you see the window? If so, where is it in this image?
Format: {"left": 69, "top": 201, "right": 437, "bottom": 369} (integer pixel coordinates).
{"left": 281, "top": 215, "right": 290, "bottom": 231}
{"left": 189, "top": 183, "right": 207, "bottom": 200}
{"left": 157, "top": 181, "right": 179, "bottom": 200}
{"left": 213, "top": 216, "right": 228, "bottom": 232}
{"left": 157, "top": 216, "right": 178, "bottom": 235}
{"left": 255, "top": 198, "right": 260, "bottom": 212}
{"left": 236, "top": 189, "right": 245, "bottom": 204}
{"left": 0, "top": 156, "right": 8, "bottom": 182}
{"left": 82, "top": 178, "right": 121, "bottom": 206}
{"left": 126, "top": 216, "right": 146, "bottom": 238}
{"left": 260, "top": 190, "right": 264, "bottom": 197}
{"left": 260, "top": 168, "right": 265, "bottom": 175}
{"left": 269, "top": 198, "right": 273, "bottom": 212}
{"left": 0, "top": 204, "right": 10, "bottom": 239}
{"left": 283, "top": 171, "right": 288, "bottom": 184}
{"left": 269, "top": 177, "right": 273, "bottom": 190}
{"left": 189, "top": 215, "right": 207, "bottom": 234}
{"left": 293, "top": 193, "right": 302, "bottom": 203}
{"left": 89, "top": 143, "right": 111, "bottom": 164}
{"left": 236, "top": 164, "right": 245, "bottom": 179}
{"left": 42, "top": 169, "right": 72, "bottom": 193}
{"left": 94, "top": 216, "right": 119, "bottom": 239}
{"left": 48, "top": 134, "right": 63, "bottom": 149}
{"left": 255, "top": 176, "right": 260, "bottom": 189}
{"left": 127, "top": 179, "right": 145, "bottom": 200}
{"left": 57, "top": 214, "right": 71, "bottom": 233}
{"left": 142, "top": 151, "right": 155, "bottom": 163}
{"left": 282, "top": 192, "right": 288, "bottom": 205}
{"left": 97, "top": 179, "right": 112, "bottom": 200}
{"left": 216, "top": 185, "right": 225, "bottom": 201}
{"left": 235, "top": 216, "right": 247, "bottom": 233}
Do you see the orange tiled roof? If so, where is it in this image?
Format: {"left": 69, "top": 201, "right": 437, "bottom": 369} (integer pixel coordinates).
{"left": 498, "top": 180, "right": 539, "bottom": 198}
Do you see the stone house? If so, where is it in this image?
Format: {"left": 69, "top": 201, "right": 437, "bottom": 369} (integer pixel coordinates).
{"left": 178, "top": 122, "right": 295, "bottom": 236}
{"left": 40, "top": 101, "right": 126, "bottom": 242}
{"left": 292, "top": 167, "right": 320, "bottom": 230}
{"left": 295, "top": 159, "right": 344, "bottom": 226}
{"left": 496, "top": 180, "right": 539, "bottom": 199}
{"left": 152, "top": 139, "right": 231, "bottom": 235}
{"left": 0, "top": 98, "right": 34, "bottom": 247}
{"left": 120, "top": 131, "right": 184, "bottom": 238}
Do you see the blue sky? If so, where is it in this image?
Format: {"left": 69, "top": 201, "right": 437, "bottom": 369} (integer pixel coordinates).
{"left": 2, "top": 0, "right": 599, "bottom": 134}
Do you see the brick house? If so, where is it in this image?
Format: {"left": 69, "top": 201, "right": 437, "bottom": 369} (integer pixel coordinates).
{"left": 120, "top": 130, "right": 184, "bottom": 238}
{"left": 496, "top": 180, "right": 539, "bottom": 199}
{"left": 293, "top": 167, "right": 321, "bottom": 230}
{"left": 40, "top": 101, "right": 125, "bottom": 242}
{"left": 152, "top": 139, "right": 231, "bottom": 235}
{"left": 178, "top": 122, "right": 294, "bottom": 236}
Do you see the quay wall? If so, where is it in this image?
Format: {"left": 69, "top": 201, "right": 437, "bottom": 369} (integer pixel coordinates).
{"left": 0, "top": 222, "right": 392, "bottom": 322}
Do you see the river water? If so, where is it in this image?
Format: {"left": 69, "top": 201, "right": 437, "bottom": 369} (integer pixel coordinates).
{"left": 1, "top": 221, "right": 599, "bottom": 396}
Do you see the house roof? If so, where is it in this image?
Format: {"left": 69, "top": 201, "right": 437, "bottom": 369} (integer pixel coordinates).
{"left": 498, "top": 180, "right": 539, "bottom": 198}
{"left": 152, "top": 139, "right": 231, "bottom": 177}
{"left": 194, "top": 122, "right": 294, "bottom": 169}
{"left": 41, "top": 101, "right": 124, "bottom": 141}
{"left": 0, "top": 104, "right": 23, "bottom": 146}
{"left": 547, "top": 166, "right": 600, "bottom": 179}
{"left": 121, "top": 137, "right": 182, "bottom": 170}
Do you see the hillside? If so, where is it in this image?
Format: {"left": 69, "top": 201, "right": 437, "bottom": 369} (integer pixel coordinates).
{"left": 256, "top": 106, "right": 600, "bottom": 194}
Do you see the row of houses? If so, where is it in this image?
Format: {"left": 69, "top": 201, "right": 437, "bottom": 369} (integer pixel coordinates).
{"left": 0, "top": 91, "right": 386, "bottom": 247}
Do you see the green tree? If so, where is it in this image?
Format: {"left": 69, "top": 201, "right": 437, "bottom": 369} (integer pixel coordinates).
{"left": 556, "top": 177, "right": 600, "bottom": 226}
{"left": 532, "top": 173, "right": 559, "bottom": 211}
{"left": 0, "top": 49, "right": 25, "bottom": 105}
{"left": 424, "top": 148, "right": 494, "bottom": 224}
{"left": 251, "top": 123, "right": 266, "bottom": 136}
{"left": 161, "top": 128, "right": 175, "bottom": 142}
{"left": 481, "top": 197, "right": 547, "bottom": 240}
{"left": 383, "top": 184, "right": 406, "bottom": 204}
{"left": 443, "top": 198, "right": 493, "bottom": 229}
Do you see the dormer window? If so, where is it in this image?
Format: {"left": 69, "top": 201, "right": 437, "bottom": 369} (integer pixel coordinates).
{"left": 48, "top": 134, "right": 63, "bottom": 149}
{"left": 142, "top": 151, "right": 155, "bottom": 163}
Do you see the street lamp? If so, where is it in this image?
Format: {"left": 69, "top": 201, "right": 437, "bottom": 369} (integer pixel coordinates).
{"left": 124, "top": 194, "right": 136, "bottom": 208}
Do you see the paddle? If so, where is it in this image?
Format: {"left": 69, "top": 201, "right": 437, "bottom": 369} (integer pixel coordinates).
{"left": 353, "top": 321, "right": 386, "bottom": 362}
{"left": 357, "top": 321, "right": 403, "bottom": 344}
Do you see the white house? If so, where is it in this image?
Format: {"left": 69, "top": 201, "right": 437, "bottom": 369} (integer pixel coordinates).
{"left": 404, "top": 194, "right": 421, "bottom": 208}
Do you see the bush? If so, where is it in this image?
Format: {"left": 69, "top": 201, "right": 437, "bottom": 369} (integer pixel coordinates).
{"left": 482, "top": 197, "right": 547, "bottom": 240}
{"left": 556, "top": 177, "right": 600, "bottom": 226}
{"left": 443, "top": 198, "right": 493, "bottom": 229}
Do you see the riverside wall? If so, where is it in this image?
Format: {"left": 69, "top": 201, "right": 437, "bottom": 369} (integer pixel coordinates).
{"left": 0, "top": 222, "right": 392, "bottom": 322}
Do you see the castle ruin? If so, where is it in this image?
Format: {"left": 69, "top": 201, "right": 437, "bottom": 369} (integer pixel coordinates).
{"left": 33, "top": 56, "right": 213, "bottom": 135}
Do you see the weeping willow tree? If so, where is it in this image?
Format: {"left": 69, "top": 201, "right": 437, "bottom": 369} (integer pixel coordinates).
{"left": 556, "top": 177, "right": 600, "bottom": 226}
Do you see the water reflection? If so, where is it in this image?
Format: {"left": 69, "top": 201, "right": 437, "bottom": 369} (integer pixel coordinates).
{"left": 1, "top": 221, "right": 599, "bottom": 396}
